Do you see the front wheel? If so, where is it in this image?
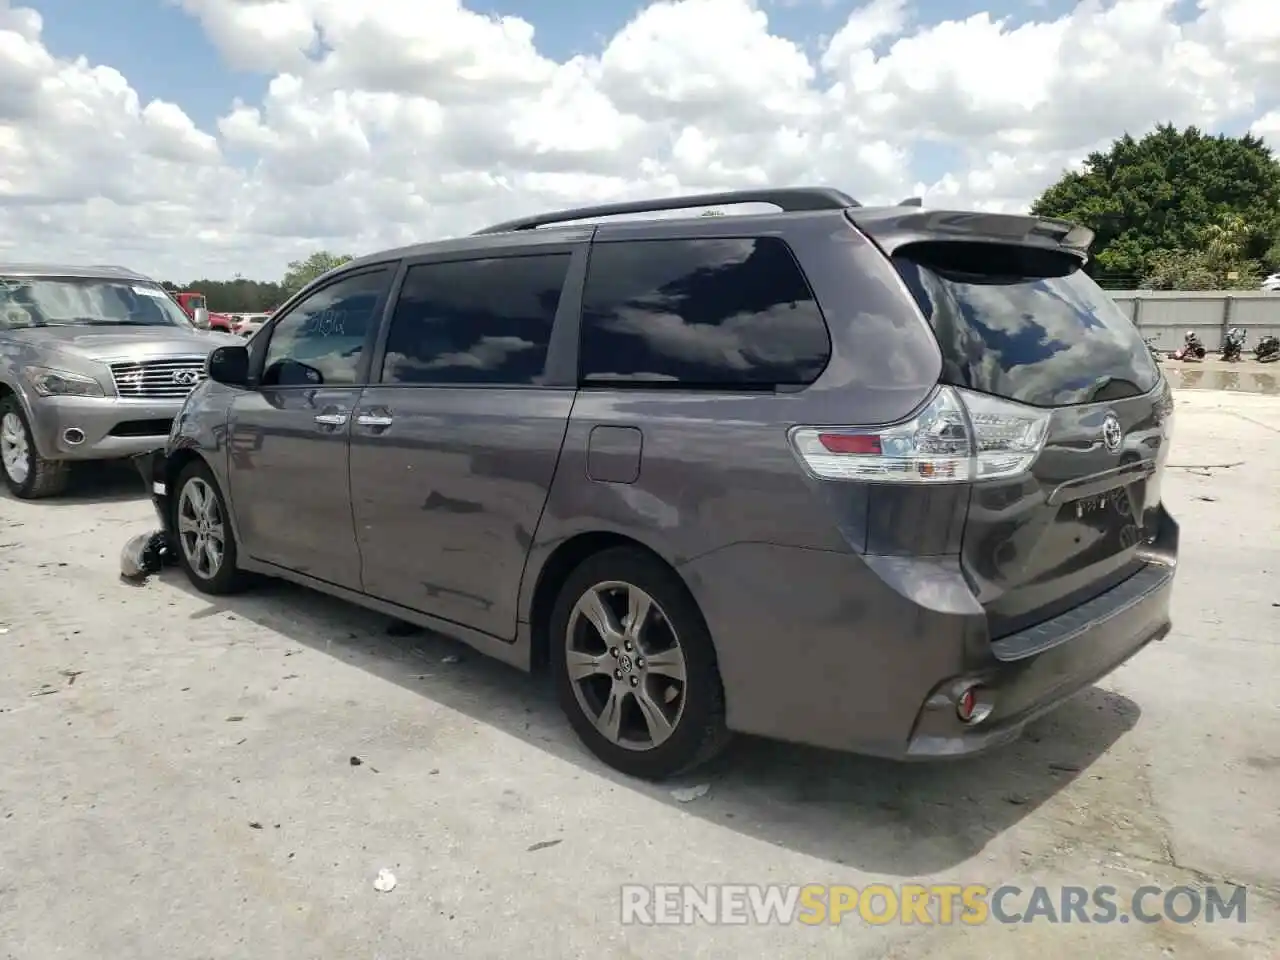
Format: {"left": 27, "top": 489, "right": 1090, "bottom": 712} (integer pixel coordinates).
{"left": 0, "top": 398, "right": 69, "bottom": 499}
{"left": 550, "top": 547, "right": 730, "bottom": 780}
{"left": 173, "top": 460, "right": 248, "bottom": 595}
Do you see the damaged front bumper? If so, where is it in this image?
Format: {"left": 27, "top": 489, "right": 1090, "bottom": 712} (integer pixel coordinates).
{"left": 121, "top": 449, "right": 177, "bottom": 581}
{"left": 133, "top": 449, "right": 172, "bottom": 534}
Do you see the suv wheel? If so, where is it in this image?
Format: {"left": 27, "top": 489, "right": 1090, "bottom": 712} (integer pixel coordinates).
{"left": 173, "top": 460, "right": 247, "bottom": 595}
{"left": 0, "top": 398, "right": 69, "bottom": 499}
{"left": 550, "top": 547, "right": 731, "bottom": 780}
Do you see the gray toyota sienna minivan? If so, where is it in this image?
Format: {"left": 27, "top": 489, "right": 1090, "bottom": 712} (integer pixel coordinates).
{"left": 142, "top": 187, "right": 1178, "bottom": 780}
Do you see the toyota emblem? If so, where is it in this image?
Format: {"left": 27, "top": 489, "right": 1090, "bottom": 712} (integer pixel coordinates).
{"left": 1101, "top": 413, "right": 1122, "bottom": 453}
{"left": 172, "top": 370, "right": 199, "bottom": 386}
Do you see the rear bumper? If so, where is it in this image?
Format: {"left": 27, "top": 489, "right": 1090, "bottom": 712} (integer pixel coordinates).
{"left": 679, "top": 506, "right": 1178, "bottom": 760}
{"left": 904, "top": 562, "right": 1173, "bottom": 758}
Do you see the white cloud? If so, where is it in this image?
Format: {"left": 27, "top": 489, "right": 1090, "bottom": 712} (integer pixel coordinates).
{"left": 822, "top": 0, "right": 909, "bottom": 66}
{"left": 0, "top": 0, "right": 1279, "bottom": 280}
{"left": 177, "top": 0, "right": 318, "bottom": 73}
{"left": 1253, "top": 109, "right": 1280, "bottom": 141}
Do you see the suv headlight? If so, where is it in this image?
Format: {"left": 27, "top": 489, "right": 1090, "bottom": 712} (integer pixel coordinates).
{"left": 27, "top": 366, "right": 105, "bottom": 398}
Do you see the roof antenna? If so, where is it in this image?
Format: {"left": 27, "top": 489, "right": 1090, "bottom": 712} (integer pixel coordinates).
{"left": 898, "top": 196, "right": 923, "bottom": 207}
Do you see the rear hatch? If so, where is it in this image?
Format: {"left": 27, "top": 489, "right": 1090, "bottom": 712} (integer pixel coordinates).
{"left": 851, "top": 209, "right": 1172, "bottom": 638}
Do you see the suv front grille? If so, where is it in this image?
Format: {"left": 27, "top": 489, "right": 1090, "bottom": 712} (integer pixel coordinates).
{"left": 109, "top": 356, "right": 206, "bottom": 400}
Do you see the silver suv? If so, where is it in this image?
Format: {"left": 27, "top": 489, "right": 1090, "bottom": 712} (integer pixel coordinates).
{"left": 142, "top": 188, "right": 1179, "bottom": 780}
{"left": 0, "top": 264, "right": 240, "bottom": 498}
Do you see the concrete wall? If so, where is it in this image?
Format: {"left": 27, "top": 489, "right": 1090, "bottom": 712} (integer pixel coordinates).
{"left": 1109, "top": 290, "right": 1280, "bottom": 351}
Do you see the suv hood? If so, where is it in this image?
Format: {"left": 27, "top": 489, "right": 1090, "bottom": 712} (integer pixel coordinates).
{"left": 12, "top": 325, "right": 242, "bottom": 361}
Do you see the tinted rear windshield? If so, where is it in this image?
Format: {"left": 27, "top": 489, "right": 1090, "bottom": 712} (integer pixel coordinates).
{"left": 893, "top": 242, "right": 1159, "bottom": 407}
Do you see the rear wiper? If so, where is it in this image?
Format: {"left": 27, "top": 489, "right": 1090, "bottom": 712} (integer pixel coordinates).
{"left": 1088, "top": 376, "right": 1113, "bottom": 399}
{"left": 1088, "top": 375, "right": 1142, "bottom": 402}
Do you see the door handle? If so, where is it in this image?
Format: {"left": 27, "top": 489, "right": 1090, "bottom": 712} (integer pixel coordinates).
{"left": 314, "top": 412, "right": 348, "bottom": 427}
{"left": 356, "top": 414, "right": 394, "bottom": 429}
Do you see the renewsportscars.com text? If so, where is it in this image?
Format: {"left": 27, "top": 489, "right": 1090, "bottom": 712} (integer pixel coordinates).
{"left": 620, "top": 883, "right": 1248, "bottom": 926}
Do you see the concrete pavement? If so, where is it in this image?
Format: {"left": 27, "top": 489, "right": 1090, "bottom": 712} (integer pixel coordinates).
{"left": 0, "top": 388, "right": 1277, "bottom": 958}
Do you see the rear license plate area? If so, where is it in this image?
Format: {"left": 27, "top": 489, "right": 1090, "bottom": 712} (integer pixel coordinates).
{"left": 1067, "top": 485, "right": 1145, "bottom": 551}
{"left": 1073, "top": 486, "right": 1131, "bottom": 519}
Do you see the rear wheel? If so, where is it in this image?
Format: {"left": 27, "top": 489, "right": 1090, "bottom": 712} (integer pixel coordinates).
{"left": 173, "top": 460, "right": 247, "bottom": 595}
{"left": 550, "top": 547, "right": 730, "bottom": 780}
{"left": 0, "top": 398, "right": 69, "bottom": 499}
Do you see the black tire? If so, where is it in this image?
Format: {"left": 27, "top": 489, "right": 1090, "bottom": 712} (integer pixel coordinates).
{"left": 549, "top": 547, "right": 731, "bottom": 780}
{"left": 0, "top": 396, "right": 69, "bottom": 499}
{"left": 172, "top": 459, "right": 248, "bottom": 595}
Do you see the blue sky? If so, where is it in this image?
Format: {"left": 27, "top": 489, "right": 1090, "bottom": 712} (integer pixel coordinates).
{"left": 22, "top": 0, "right": 1097, "bottom": 189}
{"left": 15, "top": 0, "right": 1268, "bottom": 280}
{"left": 28, "top": 0, "right": 1092, "bottom": 133}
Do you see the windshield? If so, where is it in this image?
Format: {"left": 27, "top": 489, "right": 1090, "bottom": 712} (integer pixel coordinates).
{"left": 186, "top": 295, "right": 206, "bottom": 310}
{"left": 0, "top": 277, "right": 194, "bottom": 329}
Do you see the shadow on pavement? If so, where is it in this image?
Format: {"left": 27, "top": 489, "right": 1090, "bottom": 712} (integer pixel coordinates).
{"left": 160, "top": 571, "right": 1141, "bottom": 877}
{"left": 0, "top": 460, "right": 150, "bottom": 505}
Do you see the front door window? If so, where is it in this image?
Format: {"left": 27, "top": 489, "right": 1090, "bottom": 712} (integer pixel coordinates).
{"left": 262, "top": 271, "right": 389, "bottom": 386}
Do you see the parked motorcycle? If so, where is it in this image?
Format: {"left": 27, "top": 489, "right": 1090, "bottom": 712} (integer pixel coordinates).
{"left": 1221, "top": 327, "right": 1247, "bottom": 362}
{"left": 1256, "top": 334, "right": 1280, "bottom": 363}
{"left": 1171, "top": 330, "right": 1206, "bottom": 362}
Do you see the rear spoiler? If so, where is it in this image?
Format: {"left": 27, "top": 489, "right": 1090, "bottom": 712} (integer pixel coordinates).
{"left": 847, "top": 208, "right": 1095, "bottom": 261}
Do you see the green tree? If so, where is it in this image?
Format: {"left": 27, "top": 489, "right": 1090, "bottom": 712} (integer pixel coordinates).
{"left": 1265, "top": 238, "right": 1280, "bottom": 273}
{"left": 1138, "top": 248, "right": 1263, "bottom": 291}
{"left": 1030, "top": 124, "right": 1280, "bottom": 283}
{"left": 1202, "top": 213, "right": 1248, "bottom": 262}
{"left": 281, "top": 250, "right": 354, "bottom": 296}
{"left": 1140, "top": 212, "right": 1266, "bottom": 290}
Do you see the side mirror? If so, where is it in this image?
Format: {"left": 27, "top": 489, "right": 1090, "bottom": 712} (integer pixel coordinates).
{"left": 268, "top": 358, "right": 325, "bottom": 386}
{"left": 206, "top": 345, "right": 250, "bottom": 387}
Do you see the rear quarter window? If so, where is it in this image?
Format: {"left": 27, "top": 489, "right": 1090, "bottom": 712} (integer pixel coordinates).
{"left": 894, "top": 242, "right": 1160, "bottom": 407}
{"left": 578, "top": 237, "right": 831, "bottom": 388}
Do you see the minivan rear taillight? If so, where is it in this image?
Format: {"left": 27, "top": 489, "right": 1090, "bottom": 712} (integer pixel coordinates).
{"left": 788, "top": 386, "right": 1051, "bottom": 483}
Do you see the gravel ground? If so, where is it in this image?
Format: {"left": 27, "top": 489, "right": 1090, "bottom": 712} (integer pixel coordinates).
{"left": 1, "top": 388, "right": 1277, "bottom": 959}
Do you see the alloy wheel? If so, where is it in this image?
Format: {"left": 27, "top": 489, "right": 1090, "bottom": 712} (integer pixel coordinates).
{"left": 0, "top": 412, "right": 30, "bottom": 486}
{"left": 177, "top": 477, "right": 226, "bottom": 580}
{"left": 565, "top": 580, "right": 689, "bottom": 751}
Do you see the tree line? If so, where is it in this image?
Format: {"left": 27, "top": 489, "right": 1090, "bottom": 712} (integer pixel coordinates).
{"left": 159, "top": 251, "right": 353, "bottom": 313}
{"left": 162, "top": 126, "right": 1280, "bottom": 304}
{"left": 1031, "top": 123, "right": 1280, "bottom": 290}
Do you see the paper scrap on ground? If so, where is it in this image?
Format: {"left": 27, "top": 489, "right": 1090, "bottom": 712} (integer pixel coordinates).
{"left": 671, "top": 784, "right": 710, "bottom": 803}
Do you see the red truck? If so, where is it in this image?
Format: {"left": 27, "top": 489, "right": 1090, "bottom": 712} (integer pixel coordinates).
{"left": 170, "top": 290, "right": 234, "bottom": 331}
{"left": 171, "top": 291, "right": 207, "bottom": 327}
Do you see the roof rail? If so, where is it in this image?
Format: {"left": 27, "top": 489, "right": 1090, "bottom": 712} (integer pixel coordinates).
{"left": 471, "top": 187, "right": 860, "bottom": 235}
{"left": 898, "top": 197, "right": 923, "bottom": 207}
